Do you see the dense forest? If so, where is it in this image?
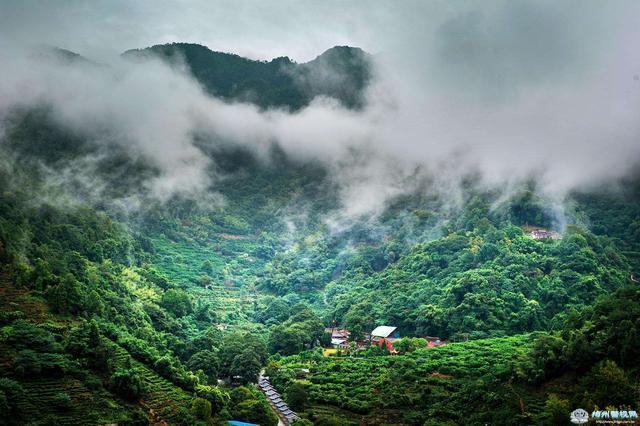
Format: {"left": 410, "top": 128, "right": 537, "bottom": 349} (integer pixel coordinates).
{"left": 0, "top": 43, "right": 639, "bottom": 426}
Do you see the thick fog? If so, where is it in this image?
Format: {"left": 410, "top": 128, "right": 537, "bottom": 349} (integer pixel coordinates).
{"left": 1, "top": 0, "right": 639, "bottom": 218}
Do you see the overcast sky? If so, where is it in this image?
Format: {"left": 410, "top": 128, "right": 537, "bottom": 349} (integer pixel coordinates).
{"left": 1, "top": 1, "right": 639, "bottom": 218}
{"left": 0, "top": 1, "right": 628, "bottom": 61}
{"left": 0, "top": 0, "right": 384, "bottom": 61}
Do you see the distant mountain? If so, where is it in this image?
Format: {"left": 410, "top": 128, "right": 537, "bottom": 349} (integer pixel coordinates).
{"left": 123, "top": 43, "right": 372, "bottom": 110}
{"left": 2, "top": 41, "right": 640, "bottom": 426}
{"left": 32, "top": 45, "right": 100, "bottom": 67}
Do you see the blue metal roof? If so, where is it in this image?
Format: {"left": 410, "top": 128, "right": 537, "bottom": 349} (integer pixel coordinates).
{"left": 228, "top": 421, "right": 259, "bottom": 426}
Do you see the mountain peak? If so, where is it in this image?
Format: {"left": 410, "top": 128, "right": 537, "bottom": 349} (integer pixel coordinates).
{"left": 31, "top": 45, "right": 98, "bottom": 66}
{"left": 121, "top": 42, "right": 372, "bottom": 110}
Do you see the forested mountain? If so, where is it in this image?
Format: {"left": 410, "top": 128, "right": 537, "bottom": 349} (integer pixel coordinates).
{"left": 0, "top": 43, "right": 639, "bottom": 426}
{"left": 123, "top": 43, "right": 372, "bottom": 110}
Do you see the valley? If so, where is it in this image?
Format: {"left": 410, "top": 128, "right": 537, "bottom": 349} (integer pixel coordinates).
{"left": 1, "top": 5, "right": 640, "bottom": 424}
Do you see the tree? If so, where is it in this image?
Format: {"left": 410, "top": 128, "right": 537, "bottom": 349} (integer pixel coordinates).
{"left": 542, "top": 394, "right": 570, "bottom": 425}
{"left": 0, "top": 378, "right": 23, "bottom": 418}
{"left": 153, "top": 355, "right": 176, "bottom": 380}
{"left": 173, "top": 407, "right": 197, "bottom": 426}
{"left": 286, "top": 381, "right": 309, "bottom": 411}
{"left": 229, "top": 386, "right": 278, "bottom": 426}
{"left": 268, "top": 325, "right": 303, "bottom": 355}
{"left": 344, "top": 301, "right": 376, "bottom": 340}
{"left": 195, "top": 385, "right": 229, "bottom": 415}
{"left": 185, "top": 326, "right": 223, "bottom": 360}
{"left": 230, "top": 349, "right": 262, "bottom": 384}
{"left": 219, "top": 333, "right": 267, "bottom": 379}
{"left": 188, "top": 350, "right": 220, "bottom": 383}
{"left": 45, "top": 273, "right": 84, "bottom": 315}
{"left": 64, "top": 320, "right": 111, "bottom": 371}
{"left": 193, "top": 299, "right": 216, "bottom": 322}
{"left": 256, "top": 297, "right": 291, "bottom": 324}
{"left": 85, "top": 290, "right": 105, "bottom": 316}
{"left": 201, "top": 260, "right": 214, "bottom": 275}
{"left": 578, "top": 360, "right": 636, "bottom": 407}
{"left": 161, "top": 288, "right": 193, "bottom": 317}
{"left": 393, "top": 337, "right": 427, "bottom": 354}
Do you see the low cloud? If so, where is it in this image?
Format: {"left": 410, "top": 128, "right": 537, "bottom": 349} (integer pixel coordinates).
{"left": 0, "top": 1, "right": 639, "bottom": 222}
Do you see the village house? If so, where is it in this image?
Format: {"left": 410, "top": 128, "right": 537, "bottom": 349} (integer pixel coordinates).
{"left": 529, "top": 229, "right": 561, "bottom": 240}
{"left": 326, "top": 328, "right": 350, "bottom": 339}
{"left": 326, "top": 328, "right": 351, "bottom": 349}
{"left": 331, "top": 337, "right": 348, "bottom": 349}
{"left": 324, "top": 324, "right": 452, "bottom": 354}
{"left": 370, "top": 325, "right": 400, "bottom": 353}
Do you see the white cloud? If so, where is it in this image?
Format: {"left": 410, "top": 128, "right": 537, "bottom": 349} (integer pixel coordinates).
{"left": 0, "top": 1, "right": 639, "bottom": 219}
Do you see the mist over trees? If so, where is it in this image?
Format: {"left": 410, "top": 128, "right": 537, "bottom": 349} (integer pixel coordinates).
{"left": 0, "top": 1, "right": 639, "bottom": 424}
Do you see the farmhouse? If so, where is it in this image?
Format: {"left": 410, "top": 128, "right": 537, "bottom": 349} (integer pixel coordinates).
{"left": 331, "top": 337, "right": 348, "bottom": 349}
{"left": 370, "top": 326, "right": 400, "bottom": 353}
{"left": 328, "top": 328, "right": 351, "bottom": 348}
{"left": 529, "top": 229, "right": 561, "bottom": 240}
{"left": 371, "top": 326, "right": 400, "bottom": 340}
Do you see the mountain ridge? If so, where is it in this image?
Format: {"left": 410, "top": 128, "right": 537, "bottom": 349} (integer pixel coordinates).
{"left": 122, "top": 42, "right": 372, "bottom": 110}
{"left": 1, "top": 40, "right": 639, "bottom": 426}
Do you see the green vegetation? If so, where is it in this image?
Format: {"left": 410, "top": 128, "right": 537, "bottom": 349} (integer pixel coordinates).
{"left": 0, "top": 44, "right": 638, "bottom": 425}
{"left": 269, "top": 334, "right": 538, "bottom": 424}
{"left": 328, "top": 223, "right": 629, "bottom": 340}
{"left": 270, "top": 286, "right": 640, "bottom": 425}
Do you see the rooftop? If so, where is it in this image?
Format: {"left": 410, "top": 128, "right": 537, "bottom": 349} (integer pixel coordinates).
{"left": 371, "top": 326, "right": 397, "bottom": 338}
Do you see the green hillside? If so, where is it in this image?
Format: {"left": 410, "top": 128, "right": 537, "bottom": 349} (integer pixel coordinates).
{"left": 0, "top": 43, "right": 639, "bottom": 425}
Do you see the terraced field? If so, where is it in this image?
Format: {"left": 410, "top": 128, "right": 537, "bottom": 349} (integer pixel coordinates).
{"left": 151, "top": 236, "right": 260, "bottom": 322}
{"left": 151, "top": 235, "right": 263, "bottom": 285}
{"left": 14, "top": 377, "right": 128, "bottom": 426}
{"left": 4, "top": 345, "right": 192, "bottom": 425}
{"left": 112, "top": 346, "right": 192, "bottom": 424}
{"left": 190, "top": 284, "right": 256, "bottom": 322}
{"left": 308, "top": 404, "right": 411, "bottom": 425}
{"left": 0, "top": 271, "right": 49, "bottom": 322}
